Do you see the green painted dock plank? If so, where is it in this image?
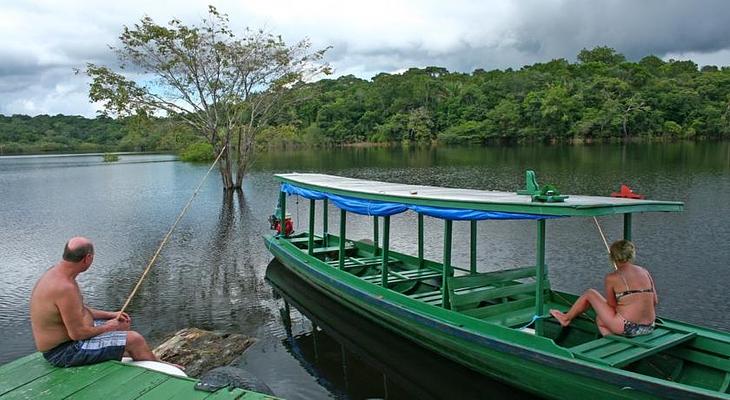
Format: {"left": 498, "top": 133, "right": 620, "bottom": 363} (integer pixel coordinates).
{"left": 69, "top": 364, "right": 149, "bottom": 400}
{"left": 202, "top": 388, "right": 265, "bottom": 399}
{"left": 0, "top": 353, "right": 43, "bottom": 375}
{"left": 76, "top": 368, "right": 172, "bottom": 400}
{"left": 0, "top": 355, "right": 56, "bottom": 396}
{"left": 0, "top": 354, "right": 278, "bottom": 400}
{"left": 1, "top": 362, "right": 116, "bottom": 399}
{"left": 135, "top": 377, "right": 208, "bottom": 400}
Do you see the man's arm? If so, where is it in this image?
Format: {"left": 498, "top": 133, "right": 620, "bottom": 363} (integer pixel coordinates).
{"left": 56, "top": 287, "right": 129, "bottom": 340}
{"left": 87, "top": 307, "right": 129, "bottom": 322}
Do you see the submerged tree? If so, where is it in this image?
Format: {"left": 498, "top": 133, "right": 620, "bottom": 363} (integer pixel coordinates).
{"left": 84, "top": 6, "right": 330, "bottom": 189}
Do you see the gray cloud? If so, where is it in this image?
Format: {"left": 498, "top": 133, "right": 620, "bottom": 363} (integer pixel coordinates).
{"left": 1, "top": 0, "right": 730, "bottom": 117}
{"left": 511, "top": 0, "right": 730, "bottom": 62}
{"left": 316, "top": 0, "right": 730, "bottom": 79}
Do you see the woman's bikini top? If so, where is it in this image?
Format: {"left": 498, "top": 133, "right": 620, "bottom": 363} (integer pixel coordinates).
{"left": 615, "top": 270, "right": 654, "bottom": 301}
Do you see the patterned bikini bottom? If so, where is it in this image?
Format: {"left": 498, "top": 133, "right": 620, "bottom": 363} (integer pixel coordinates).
{"left": 623, "top": 319, "right": 655, "bottom": 337}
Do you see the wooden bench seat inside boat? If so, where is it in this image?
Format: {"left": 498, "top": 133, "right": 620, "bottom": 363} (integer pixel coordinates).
{"left": 449, "top": 266, "right": 546, "bottom": 307}
{"left": 307, "top": 243, "right": 356, "bottom": 255}
{"left": 288, "top": 235, "right": 324, "bottom": 244}
{"left": 569, "top": 324, "right": 697, "bottom": 368}
{"left": 325, "top": 256, "right": 399, "bottom": 270}
{"left": 286, "top": 233, "right": 356, "bottom": 255}
{"left": 404, "top": 267, "right": 546, "bottom": 311}
{"left": 407, "top": 289, "right": 445, "bottom": 306}
{"left": 360, "top": 268, "right": 442, "bottom": 285}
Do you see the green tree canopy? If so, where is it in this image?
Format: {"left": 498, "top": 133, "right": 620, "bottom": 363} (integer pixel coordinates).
{"left": 84, "top": 6, "right": 329, "bottom": 189}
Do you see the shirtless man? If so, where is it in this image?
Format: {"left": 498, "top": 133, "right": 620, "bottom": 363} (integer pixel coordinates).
{"left": 30, "top": 237, "right": 159, "bottom": 367}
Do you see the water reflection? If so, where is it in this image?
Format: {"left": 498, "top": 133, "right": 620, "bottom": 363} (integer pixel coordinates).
{"left": 265, "top": 259, "right": 533, "bottom": 400}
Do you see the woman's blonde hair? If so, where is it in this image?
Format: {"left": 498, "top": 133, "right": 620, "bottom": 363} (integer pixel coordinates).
{"left": 609, "top": 240, "right": 635, "bottom": 264}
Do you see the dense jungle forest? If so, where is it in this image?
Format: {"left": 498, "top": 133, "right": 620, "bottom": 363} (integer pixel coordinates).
{"left": 2, "top": 47, "right": 729, "bottom": 155}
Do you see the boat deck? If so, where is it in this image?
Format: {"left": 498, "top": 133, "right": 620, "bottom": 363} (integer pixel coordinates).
{"left": 0, "top": 353, "right": 276, "bottom": 400}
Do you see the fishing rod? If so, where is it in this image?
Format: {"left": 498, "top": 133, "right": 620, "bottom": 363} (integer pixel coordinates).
{"left": 593, "top": 216, "right": 617, "bottom": 271}
{"left": 117, "top": 144, "right": 228, "bottom": 319}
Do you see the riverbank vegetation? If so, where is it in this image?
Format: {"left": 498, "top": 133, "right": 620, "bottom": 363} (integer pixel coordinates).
{"left": 274, "top": 47, "right": 730, "bottom": 145}
{"left": 1, "top": 46, "right": 729, "bottom": 156}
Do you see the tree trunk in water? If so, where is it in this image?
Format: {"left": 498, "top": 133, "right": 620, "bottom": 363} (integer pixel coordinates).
{"left": 234, "top": 127, "right": 255, "bottom": 189}
{"left": 216, "top": 145, "right": 235, "bottom": 190}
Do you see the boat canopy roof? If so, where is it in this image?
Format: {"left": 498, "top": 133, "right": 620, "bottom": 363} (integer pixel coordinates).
{"left": 275, "top": 173, "right": 683, "bottom": 218}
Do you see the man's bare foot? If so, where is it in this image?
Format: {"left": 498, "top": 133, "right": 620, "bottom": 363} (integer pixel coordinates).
{"left": 550, "top": 309, "right": 571, "bottom": 327}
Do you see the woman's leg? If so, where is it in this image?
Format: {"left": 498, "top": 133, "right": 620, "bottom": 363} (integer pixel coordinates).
{"left": 550, "top": 289, "right": 624, "bottom": 334}
{"left": 595, "top": 316, "right": 613, "bottom": 336}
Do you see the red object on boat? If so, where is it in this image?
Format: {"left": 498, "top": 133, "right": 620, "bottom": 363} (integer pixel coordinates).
{"left": 275, "top": 217, "right": 294, "bottom": 235}
{"left": 611, "top": 184, "right": 645, "bottom": 199}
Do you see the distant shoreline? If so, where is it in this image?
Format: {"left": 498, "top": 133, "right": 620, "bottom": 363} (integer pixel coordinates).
{"left": 3, "top": 137, "right": 728, "bottom": 158}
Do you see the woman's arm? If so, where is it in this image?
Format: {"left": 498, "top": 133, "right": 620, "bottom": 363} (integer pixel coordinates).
{"left": 604, "top": 274, "right": 618, "bottom": 308}
{"left": 647, "top": 271, "right": 659, "bottom": 305}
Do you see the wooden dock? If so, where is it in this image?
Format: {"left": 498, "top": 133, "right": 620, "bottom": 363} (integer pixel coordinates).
{"left": 0, "top": 353, "right": 277, "bottom": 399}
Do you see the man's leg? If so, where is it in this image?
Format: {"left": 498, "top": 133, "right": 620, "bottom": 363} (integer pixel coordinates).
{"left": 125, "top": 331, "right": 158, "bottom": 361}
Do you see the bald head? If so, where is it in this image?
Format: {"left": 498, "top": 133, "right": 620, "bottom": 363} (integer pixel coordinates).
{"left": 62, "top": 237, "right": 94, "bottom": 263}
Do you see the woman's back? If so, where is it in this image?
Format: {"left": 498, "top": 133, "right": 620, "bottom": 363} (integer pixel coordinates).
{"left": 610, "top": 264, "right": 656, "bottom": 325}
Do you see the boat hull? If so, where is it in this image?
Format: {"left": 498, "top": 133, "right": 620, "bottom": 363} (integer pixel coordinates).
{"left": 264, "top": 235, "right": 726, "bottom": 400}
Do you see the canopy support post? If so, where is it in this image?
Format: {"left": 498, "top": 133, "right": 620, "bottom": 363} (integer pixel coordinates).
{"left": 470, "top": 220, "right": 477, "bottom": 274}
{"left": 308, "top": 199, "right": 316, "bottom": 255}
{"left": 323, "top": 199, "right": 328, "bottom": 246}
{"left": 279, "top": 191, "right": 287, "bottom": 238}
{"left": 535, "top": 219, "right": 547, "bottom": 336}
{"left": 373, "top": 216, "right": 380, "bottom": 256}
{"left": 418, "top": 213, "right": 424, "bottom": 268}
{"left": 381, "top": 216, "right": 391, "bottom": 287}
{"left": 339, "top": 209, "right": 346, "bottom": 270}
{"left": 623, "top": 214, "right": 632, "bottom": 241}
{"left": 442, "top": 219, "right": 453, "bottom": 309}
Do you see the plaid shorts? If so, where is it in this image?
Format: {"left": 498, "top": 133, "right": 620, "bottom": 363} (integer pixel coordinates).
{"left": 43, "top": 320, "right": 127, "bottom": 367}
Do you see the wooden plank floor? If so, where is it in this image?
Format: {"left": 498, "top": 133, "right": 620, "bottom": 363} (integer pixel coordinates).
{"left": 0, "top": 353, "right": 277, "bottom": 400}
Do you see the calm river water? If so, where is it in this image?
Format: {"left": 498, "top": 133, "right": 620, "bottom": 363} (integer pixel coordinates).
{"left": 0, "top": 143, "right": 728, "bottom": 399}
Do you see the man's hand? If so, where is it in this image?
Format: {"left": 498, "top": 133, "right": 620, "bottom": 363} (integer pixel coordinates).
{"left": 116, "top": 312, "right": 131, "bottom": 324}
{"left": 104, "top": 317, "right": 130, "bottom": 332}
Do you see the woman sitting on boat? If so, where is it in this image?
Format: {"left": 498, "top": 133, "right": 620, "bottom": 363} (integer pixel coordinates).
{"left": 550, "top": 240, "right": 658, "bottom": 337}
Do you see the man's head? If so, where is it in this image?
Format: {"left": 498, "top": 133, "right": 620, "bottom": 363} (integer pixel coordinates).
{"left": 63, "top": 237, "right": 94, "bottom": 269}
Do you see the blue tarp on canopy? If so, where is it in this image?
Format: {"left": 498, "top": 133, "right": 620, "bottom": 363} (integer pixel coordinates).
{"left": 281, "top": 183, "right": 555, "bottom": 221}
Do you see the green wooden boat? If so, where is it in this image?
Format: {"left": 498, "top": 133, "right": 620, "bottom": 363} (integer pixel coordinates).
{"left": 263, "top": 171, "right": 730, "bottom": 399}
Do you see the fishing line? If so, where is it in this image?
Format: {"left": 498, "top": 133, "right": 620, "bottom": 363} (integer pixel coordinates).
{"left": 549, "top": 217, "right": 616, "bottom": 324}
{"left": 593, "top": 216, "right": 617, "bottom": 271}
{"left": 117, "top": 144, "right": 228, "bottom": 318}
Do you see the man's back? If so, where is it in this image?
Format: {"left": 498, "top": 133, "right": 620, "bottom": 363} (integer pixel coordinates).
{"left": 30, "top": 267, "right": 86, "bottom": 352}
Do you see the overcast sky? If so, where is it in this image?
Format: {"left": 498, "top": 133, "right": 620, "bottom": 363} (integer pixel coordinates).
{"left": 2, "top": 0, "right": 730, "bottom": 117}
